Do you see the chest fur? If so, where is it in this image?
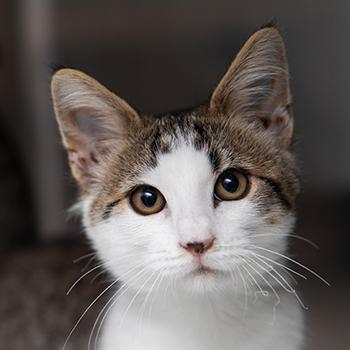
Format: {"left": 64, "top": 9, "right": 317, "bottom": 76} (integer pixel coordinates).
{"left": 99, "top": 289, "right": 304, "bottom": 350}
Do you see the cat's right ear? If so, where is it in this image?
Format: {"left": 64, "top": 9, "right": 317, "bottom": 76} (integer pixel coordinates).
{"left": 51, "top": 69, "right": 141, "bottom": 189}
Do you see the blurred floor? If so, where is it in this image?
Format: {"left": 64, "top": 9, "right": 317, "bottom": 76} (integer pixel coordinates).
{"left": 0, "top": 239, "right": 104, "bottom": 350}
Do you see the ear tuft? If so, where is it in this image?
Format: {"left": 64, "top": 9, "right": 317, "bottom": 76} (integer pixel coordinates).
{"left": 258, "top": 17, "right": 278, "bottom": 30}
{"left": 210, "top": 27, "right": 293, "bottom": 147}
{"left": 51, "top": 69, "right": 140, "bottom": 190}
{"left": 50, "top": 63, "right": 69, "bottom": 75}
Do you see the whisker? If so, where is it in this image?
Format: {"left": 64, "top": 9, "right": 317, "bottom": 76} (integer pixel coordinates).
{"left": 249, "top": 245, "right": 330, "bottom": 286}
{"left": 236, "top": 266, "right": 249, "bottom": 315}
{"left": 90, "top": 270, "right": 107, "bottom": 285}
{"left": 243, "top": 259, "right": 281, "bottom": 324}
{"left": 248, "top": 255, "right": 308, "bottom": 310}
{"left": 73, "top": 252, "right": 96, "bottom": 264}
{"left": 81, "top": 256, "right": 97, "bottom": 273}
{"left": 241, "top": 262, "right": 269, "bottom": 297}
{"left": 246, "top": 255, "right": 294, "bottom": 293}
{"left": 282, "top": 268, "right": 298, "bottom": 285}
{"left": 68, "top": 253, "right": 145, "bottom": 296}
{"left": 137, "top": 271, "right": 160, "bottom": 330}
{"left": 253, "top": 255, "right": 295, "bottom": 289}
{"left": 62, "top": 279, "right": 118, "bottom": 350}
{"left": 162, "top": 271, "right": 172, "bottom": 302}
{"left": 67, "top": 264, "right": 104, "bottom": 295}
{"left": 118, "top": 270, "right": 158, "bottom": 330}
{"left": 252, "top": 252, "right": 307, "bottom": 280}
{"left": 248, "top": 233, "right": 319, "bottom": 249}
{"left": 136, "top": 268, "right": 164, "bottom": 339}
{"left": 89, "top": 263, "right": 149, "bottom": 350}
{"left": 147, "top": 269, "right": 165, "bottom": 321}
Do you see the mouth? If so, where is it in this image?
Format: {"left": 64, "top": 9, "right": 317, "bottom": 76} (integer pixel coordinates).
{"left": 190, "top": 263, "right": 216, "bottom": 276}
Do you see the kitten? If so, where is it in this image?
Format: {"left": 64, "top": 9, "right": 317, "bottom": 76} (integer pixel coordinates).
{"left": 51, "top": 25, "right": 305, "bottom": 350}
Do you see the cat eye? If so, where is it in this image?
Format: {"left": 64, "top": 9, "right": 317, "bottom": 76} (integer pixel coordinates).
{"left": 129, "top": 185, "right": 166, "bottom": 215}
{"left": 214, "top": 169, "right": 248, "bottom": 201}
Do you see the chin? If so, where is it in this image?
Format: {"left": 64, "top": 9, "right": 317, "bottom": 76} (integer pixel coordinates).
{"left": 174, "top": 265, "right": 232, "bottom": 295}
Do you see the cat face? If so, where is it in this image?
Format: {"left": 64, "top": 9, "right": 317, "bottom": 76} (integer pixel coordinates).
{"left": 52, "top": 26, "right": 299, "bottom": 294}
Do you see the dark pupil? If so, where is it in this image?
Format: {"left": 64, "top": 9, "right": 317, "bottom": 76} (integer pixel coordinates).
{"left": 221, "top": 174, "right": 239, "bottom": 193}
{"left": 140, "top": 189, "right": 157, "bottom": 207}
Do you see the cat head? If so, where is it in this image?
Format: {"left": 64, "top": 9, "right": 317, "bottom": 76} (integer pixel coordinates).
{"left": 51, "top": 26, "right": 299, "bottom": 294}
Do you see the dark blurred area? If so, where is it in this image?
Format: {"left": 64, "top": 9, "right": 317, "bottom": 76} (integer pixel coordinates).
{"left": 0, "top": 1, "right": 349, "bottom": 349}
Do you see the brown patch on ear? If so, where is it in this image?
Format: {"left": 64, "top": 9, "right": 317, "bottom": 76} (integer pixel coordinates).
{"left": 51, "top": 68, "right": 141, "bottom": 190}
{"left": 210, "top": 27, "right": 293, "bottom": 147}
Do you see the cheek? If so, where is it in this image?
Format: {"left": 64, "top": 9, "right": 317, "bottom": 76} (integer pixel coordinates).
{"left": 249, "top": 211, "right": 296, "bottom": 251}
{"left": 213, "top": 198, "right": 261, "bottom": 241}
{"left": 214, "top": 197, "right": 294, "bottom": 236}
{"left": 211, "top": 198, "right": 292, "bottom": 263}
{"left": 85, "top": 207, "right": 179, "bottom": 277}
{"left": 85, "top": 219, "right": 139, "bottom": 277}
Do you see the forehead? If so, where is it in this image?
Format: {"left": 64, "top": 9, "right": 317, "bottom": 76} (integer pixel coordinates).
{"left": 141, "top": 141, "right": 213, "bottom": 196}
{"left": 122, "top": 113, "right": 278, "bottom": 180}
{"left": 101, "top": 111, "right": 297, "bottom": 201}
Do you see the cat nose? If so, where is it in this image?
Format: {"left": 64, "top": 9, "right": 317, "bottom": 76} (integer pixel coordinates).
{"left": 181, "top": 238, "right": 215, "bottom": 256}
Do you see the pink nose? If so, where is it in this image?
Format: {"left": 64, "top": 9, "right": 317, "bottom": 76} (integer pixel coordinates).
{"left": 181, "top": 238, "right": 215, "bottom": 256}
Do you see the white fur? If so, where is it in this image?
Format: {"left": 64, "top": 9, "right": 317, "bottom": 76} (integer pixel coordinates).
{"left": 82, "top": 141, "right": 304, "bottom": 350}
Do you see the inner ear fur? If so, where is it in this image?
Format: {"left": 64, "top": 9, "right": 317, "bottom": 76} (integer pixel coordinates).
{"left": 51, "top": 68, "right": 141, "bottom": 189}
{"left": 210, "top": 27, "right": 293, "bottom": 147}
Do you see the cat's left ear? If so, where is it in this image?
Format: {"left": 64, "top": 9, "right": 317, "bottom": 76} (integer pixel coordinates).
{"left": 210, "top": 26, "right": 293, "bottom": 147}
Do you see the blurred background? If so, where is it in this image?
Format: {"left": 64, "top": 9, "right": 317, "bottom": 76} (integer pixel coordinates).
{"left": 0, "top": 0, "right": 349, "bottom": 349}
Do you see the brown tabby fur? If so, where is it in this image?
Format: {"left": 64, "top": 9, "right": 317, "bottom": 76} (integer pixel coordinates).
{"left": 51, "top": 26, "right": 299, "bottom": 226}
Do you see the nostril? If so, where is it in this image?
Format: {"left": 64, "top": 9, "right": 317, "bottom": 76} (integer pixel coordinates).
{"left": 182, "top": 238, "right": 215, "bottom": 256}
{"left": 187, "top": 242, "right": 205, "bottom": 254}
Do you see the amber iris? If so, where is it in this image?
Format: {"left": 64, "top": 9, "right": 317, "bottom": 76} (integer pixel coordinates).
{"left": 130, "top": 185, "right": 166, "bottom": 215}
{"left": 214, "top": 169, "right": 248, "bottom": 201}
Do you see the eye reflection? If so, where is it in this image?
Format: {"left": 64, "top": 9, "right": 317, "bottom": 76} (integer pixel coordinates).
{"left": 214, "top": 169, "right": 248, "bottom": 201}
{"left": 130, "top": 185, "right": 166, "bottom": 215}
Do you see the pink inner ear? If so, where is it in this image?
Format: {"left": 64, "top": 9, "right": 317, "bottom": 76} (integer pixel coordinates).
{"left": 259, "top": 103, "right": 293, "bottom": 148}
{"left": 66, "top": 134, "right": 100, "bottom": 183}
{"left": 261, "top": 105, "right": 290, "bottom": 131}
{"left": 257, "top": 74, "right": 291, "bottom": 135}
{"left": 270, "top": 105, "right": 290, "bottom": 131}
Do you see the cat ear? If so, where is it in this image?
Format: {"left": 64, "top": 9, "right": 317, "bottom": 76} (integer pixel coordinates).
{"left": 51, "top": 68, "right": 141, "bottom": 189}
{"left": 210, "top": 27, "right": 293, "bottom": 147}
